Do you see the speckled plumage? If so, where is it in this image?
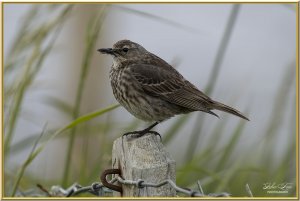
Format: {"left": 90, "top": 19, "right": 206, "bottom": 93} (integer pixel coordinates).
{"left": 99, "top": 40, "right": 249, "bottom": 123}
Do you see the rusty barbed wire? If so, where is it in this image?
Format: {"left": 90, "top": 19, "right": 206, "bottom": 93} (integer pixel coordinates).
{"left": 115, "top": 176, "right": 230, "bottom": 197}
{"left": 47, "top": 176, "right": 230, "bottom": 197}
{"left": 49, "top": 179, "right": 116, "bottom": 197}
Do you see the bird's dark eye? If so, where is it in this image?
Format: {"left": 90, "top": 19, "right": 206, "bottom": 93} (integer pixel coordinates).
{"left": 122, "top": 48, "right": 129, "bottom": 53}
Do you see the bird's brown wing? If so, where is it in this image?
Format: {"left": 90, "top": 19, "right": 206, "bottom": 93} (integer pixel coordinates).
{"left": 129, "top": 64, "right": 214, "bottom": 112}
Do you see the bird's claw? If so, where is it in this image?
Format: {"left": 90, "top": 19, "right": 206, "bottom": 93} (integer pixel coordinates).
{"left": 146, "top": 131, "right": 162, "bottom": 141}
{"left": 122, "top": 130, "right": 162, "bottom": 141}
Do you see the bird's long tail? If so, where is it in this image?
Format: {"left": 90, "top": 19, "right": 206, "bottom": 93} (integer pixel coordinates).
{"left": 211, "top": 101, "right": 249, "bottom": 121}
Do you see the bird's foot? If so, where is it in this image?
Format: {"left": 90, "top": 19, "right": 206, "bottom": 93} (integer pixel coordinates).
{"left": 122, "top": 130, "right": 162, "bottom": 141}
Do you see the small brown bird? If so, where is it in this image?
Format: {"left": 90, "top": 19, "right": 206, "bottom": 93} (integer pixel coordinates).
{"left": 98, "top": 40, "right": 249, "bottom": 138}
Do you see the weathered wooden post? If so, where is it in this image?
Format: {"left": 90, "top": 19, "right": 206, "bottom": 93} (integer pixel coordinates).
{"left": 112, "top": 134, "right": 176, "bottom": 197}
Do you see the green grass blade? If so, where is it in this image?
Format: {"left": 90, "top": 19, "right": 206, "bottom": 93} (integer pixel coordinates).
{"left": 62, "top": 104, "right": 119, "bottom": 132}
{"left": 184, "top": 114, "right": 205, "bottom": 162}
{"left": 163, "top": 115, "right": 190, "bottom": 144}
{"left": 9, "top": 130, "right": 53, "bottom": 155}
{"left": 113, "top": 5, "right": 201, "bottom": 34}
{"left": 184, "top": 5, "right": 241, "bottom": 162}
{"left": 10, "top": 125, "right": 46, "bottom": 196}
{"left": 205, "top": 4, "right": 240, "bottom": 95}
{"left": 62, "top": 6, "right": 108, "bottom": 186}
{"left": 4, "top": 5, "right": 39, "bottom": 72}
{"left": 42, "top": 96, "right": 74, "bottom": 117}
{"left": 4, "top": 40, "right": 41, "bottom": 154}
{"left": 216, "top": 120, "right": 246, "bottom": 170}
{"left": 4, "top": 5, "right": 73, "bottom": 156}
{"left": 205, "top": 117, "right": 228, "bottom": 150}
{"left": 9, "top": 104, "right": 119, "bottom": 195}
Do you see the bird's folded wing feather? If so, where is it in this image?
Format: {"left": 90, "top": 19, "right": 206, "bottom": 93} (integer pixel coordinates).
{"left": 129, "top": 64, "right": 213, "bottom": 110}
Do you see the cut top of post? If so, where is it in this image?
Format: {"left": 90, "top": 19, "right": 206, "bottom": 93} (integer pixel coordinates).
{"left": 112, "top": 134, "right": 176, "bottom": 197}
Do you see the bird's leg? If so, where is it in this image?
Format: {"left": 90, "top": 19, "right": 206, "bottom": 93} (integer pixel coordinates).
{"left": 123, "top": 122, "right": 161, "bottom": 140}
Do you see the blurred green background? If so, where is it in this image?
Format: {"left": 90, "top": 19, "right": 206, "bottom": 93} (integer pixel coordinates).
{"left": 3, "top": 3, "right": 297, "bottom": 197}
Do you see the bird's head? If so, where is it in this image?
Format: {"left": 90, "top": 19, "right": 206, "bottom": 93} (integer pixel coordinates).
{"left": 98, "top": 40, "right": 147, "bottom": 64}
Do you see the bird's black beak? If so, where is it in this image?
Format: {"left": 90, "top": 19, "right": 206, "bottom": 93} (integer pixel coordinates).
{"left": 97, "top": 48, "right": 114, "bottom": 55}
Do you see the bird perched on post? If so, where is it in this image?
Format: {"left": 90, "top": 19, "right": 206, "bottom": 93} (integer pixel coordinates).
{"left": 98, "top": 40, "right": 249, "bottom": 138}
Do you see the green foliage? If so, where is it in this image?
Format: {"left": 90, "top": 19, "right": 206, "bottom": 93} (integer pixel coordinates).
{"left": 62, "top": 4, "right": 108, "bottom": 186}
